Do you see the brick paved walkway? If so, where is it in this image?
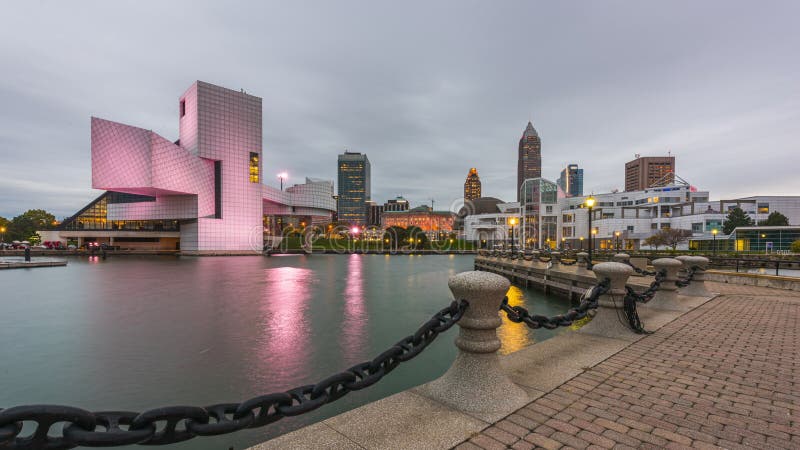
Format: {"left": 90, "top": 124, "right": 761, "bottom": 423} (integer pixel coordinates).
{"left": 455, "top": 283, "right": 800, "bottom": 449}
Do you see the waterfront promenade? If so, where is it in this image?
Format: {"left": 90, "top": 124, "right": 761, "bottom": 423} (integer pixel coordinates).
{"left": 457, "top": 281, "right": 800, "bottom": 450}
{"left": 255, "top": 269, "right": 799, "bottom": 449}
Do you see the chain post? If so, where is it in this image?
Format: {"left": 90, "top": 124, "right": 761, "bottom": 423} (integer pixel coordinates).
{"left": 679, "top": 256, "right": 713, "bottom": 297}
{"left": 644, "top": 258, "right": 685, "bottom": 311}
{"left": 578, "top": 262, "right": 639, "bottom": 338}
{"left": 416, "top": 271, "right": 529, "bottom": 415}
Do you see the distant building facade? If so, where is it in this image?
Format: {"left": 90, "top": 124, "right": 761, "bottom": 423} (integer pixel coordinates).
{"left": 365, "top": 200, "right": 384, "bottom": 227}
{"left": 517, "top": 121, "right": 541, "bottom": 201}
{"left": 464, "top": 168, "right": 482, "bottom": 201}
{"left": 382, "top": 205, "right": 455, "bottom": 239}
{"left": 383, "top": 196, "right": 410, "bottom": 212}
{"left": 625, "top": 155, "right": 675, "bottom": 191}
{"left": 557, "top": 164, "right": 583, "bottom": 197}
{"left": 337, "top": 151, "right": 371, "bottom": 225}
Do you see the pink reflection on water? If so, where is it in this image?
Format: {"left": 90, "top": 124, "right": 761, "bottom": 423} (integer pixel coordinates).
{"left": 259, "top": 266, "right": 314, "bottom": 379}
{"left": 340, "top": 254, "right": 367, "bottom": 363}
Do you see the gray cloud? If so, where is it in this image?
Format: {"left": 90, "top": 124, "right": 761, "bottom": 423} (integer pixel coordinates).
{"left": 1, "top": 0, "right": 798, "bottom": 219}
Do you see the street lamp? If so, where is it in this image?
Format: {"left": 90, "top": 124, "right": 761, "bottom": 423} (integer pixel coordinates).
{"left": 508, "top": 217, "right": 518, "bottom": 251}
{"left": 561, "top": 237, "right": 566, "bottom": 249}
{"left": 277, "top": 172, "right": 288, "bottom": 191}
{"left": 0, "top": 226, "right": 5, "bottom": 243}
{"left": 585, "top": 196, "right": 596, "bottom": 268}
{"left": 712, "top": 228, "right": 718, "bottom": 256}
{"left": 615, "top": 231, "right": 621, "bottom": 251}
{"left": 579, "top": 236, "right": 584, "bottom": 250}
{"left": 760, "top": 233, "right": 766, "bottom": 254}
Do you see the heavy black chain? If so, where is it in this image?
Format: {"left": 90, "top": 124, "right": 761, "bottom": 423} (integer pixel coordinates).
{"left": 675, "top": 266, "right": 697, "bottom": 287}
{"left": 621, "top": 290, "right": 650, "bottom": 335}
{"left": 623, "top": 260, "right": 658, "bottom": 276}
{"left": 624, "top": 269, "right": 666, "bottom": 304}
{"left": 499, "top": 279, "right": 610, "bottom": 329}
{"left": 0, "top": 300, "right": 468, "bottom": 449}
{"left": 559, "top": 259, "right": 578, "bottom": 266}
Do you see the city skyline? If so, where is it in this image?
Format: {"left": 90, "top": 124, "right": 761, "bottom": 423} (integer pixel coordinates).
{"left": 1, "top": 1, "right": 799, "bottom": 219}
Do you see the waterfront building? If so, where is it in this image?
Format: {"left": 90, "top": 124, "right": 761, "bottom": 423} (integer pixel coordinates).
{"left": 464, "top": 168, "right": 482, "bottom": 201}
{"left": 38, "top": 81, "right": 334, "bottom": 253}
{"left": 337, "top": 151, "right": 371, "bottom": 226}
{"left": 519, "top": 178, "right": 559, "bottom": 249}
{"left": 625, "top": 155, "right": 675, "bottom": 191}
{"left": 381, "top": 205, "right": 455, "bottom": 239}
{"left": 690, "top": 226, "right": 800, "bottom": 252}
{"left": 383, "top": 196, "right": 410, "bottom": 212}
{"left": 517, "top": 121, "right": 541, "bottom": 201}
{"left": 462, "top": 202, "right": 521, "bottom": 248}
{"left": 557, "top": 164, "right": 583, "bottom": 197}
{"left": 365, "top": 200, "right": 384, "bottom": 227}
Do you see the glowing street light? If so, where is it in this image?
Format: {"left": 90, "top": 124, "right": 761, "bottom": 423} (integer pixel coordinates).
{"left": 712, "top": 228, "right": 718, "bottom": 256}
{"left": 508, "top": 217, "right": 518, "bottom": 251}
{"left": 277, "top": 172, "right": 288, "bottom": 191}
{"left": 614, "top": 230, "right": 621, "bottom": 251}
{"left": 585, "top": 195, "right": 596, "bottom": 268}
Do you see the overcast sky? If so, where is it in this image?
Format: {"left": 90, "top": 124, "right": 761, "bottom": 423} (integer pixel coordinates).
{"left": 1, "top": 0, "right": 798, "bottom": 219}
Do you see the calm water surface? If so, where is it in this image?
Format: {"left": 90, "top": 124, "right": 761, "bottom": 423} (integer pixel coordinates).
{"left": 0, "top": 254, "right": 575, "bottom": 449}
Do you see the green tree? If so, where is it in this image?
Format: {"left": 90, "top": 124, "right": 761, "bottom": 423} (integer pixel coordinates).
{"left": 406, "top": 226, "right": 429, "bottom": 249}
{"left": 8, "top": 209, "right": 56, "bottom": 242}
{"left": 383, "top": 226, "right": 408, "bottom": 247}
{"left": 758, "top": 211, "right": 789, "bottom": 227}
{"left": 722, "top": 207, "right": 754, "bottom": 235}
{"left": 791, "top": 240, "right": 800, "bottom": 253}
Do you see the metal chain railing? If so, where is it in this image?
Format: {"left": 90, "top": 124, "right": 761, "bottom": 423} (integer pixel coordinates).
{"left": 623, "top": 269, "right": 666, "bottom": 304}
{"left": 499, "top": 279, "right": 610, "bottom": 329}
{"left": 0, "top": 300, "right": 468, "bottom": 449}
{"left": 622, "top": 260, "right": 658, "bottom": 276}
{"left": 675, "top": 267, "right": 697, "bottom": 287}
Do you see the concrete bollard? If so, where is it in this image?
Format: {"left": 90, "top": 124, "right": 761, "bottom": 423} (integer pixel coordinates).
{"left": 612, "top": 253, "right": 631, "bottom": 264}
{"left": 577, "top": 252, "right": 589, "bottom": 269}
{"left": 675, "top": 255, "right": 692, "bottom": 276}
{"left": 680, "top": 256, "right": 712, "bottom": 297}
{"left": 550, "top": 251, "right": 560, "bottom": 267}
{"left": 417, "top": 271, "right": 529, "bottom": 414}
{"left": 577, "top": 262, "right": 636, "bottom": 339}
{"left": 645, "top": 258, "right": 684, "bottom": 310}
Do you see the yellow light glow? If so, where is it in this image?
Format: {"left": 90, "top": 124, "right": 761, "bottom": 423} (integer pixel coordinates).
{"left": 712, "top": 229, "right": 718, "bottom": 235}
{"left": 508, "top": 217, "right": 518, "bottom": 226}
{"left": 615, "top": 231, "right": 620, "bottom": 237}
{"left": 585, "top": 196, "right": 596, "bottom": 208}
{"left": 591, "top": 229, "right": 597, "bottom": 235}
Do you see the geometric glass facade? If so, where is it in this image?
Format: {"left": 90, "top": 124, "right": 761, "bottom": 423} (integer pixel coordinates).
{"left": 58, "top": 192, "right": 180, "bottom": 232}
{"left": 519, "top": 177, "right": 558, "bottom": 249}
{"left": 337, "top": 151, "right": 371, "bottom": 226}
{"left": 557, "top": 164, "right": 583, "bottom": 197}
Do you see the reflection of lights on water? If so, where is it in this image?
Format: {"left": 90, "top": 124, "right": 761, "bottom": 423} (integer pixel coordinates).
{"left": 341, "top": 255, "right": 367, "bottom": 364}
{"left": 497, "top": 285, "right": 533, "bottom": 355}
{"left": 260, "top": 266, "right": 313, "bottom": 375}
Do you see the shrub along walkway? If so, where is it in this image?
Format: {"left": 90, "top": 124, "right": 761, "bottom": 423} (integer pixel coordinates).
{"left": 455, "top": 282, "right": 800, "bottom": 449}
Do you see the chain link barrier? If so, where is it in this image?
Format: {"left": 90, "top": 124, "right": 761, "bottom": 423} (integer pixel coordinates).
{"left": 499, "top": 279, "right": 610, "bottom": 329}
{"left": 0, "top": 300, "right": 468, "bottom": 449}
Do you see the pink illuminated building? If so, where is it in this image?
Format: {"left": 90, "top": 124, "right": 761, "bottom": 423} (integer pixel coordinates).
{"left": 42, "top": 81, "right": 335, "bottom": 254}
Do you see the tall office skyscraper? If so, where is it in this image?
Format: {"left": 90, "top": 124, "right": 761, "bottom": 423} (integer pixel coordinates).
{"left": 517, "top": 121, "right": 541, "bottom": 201}
{"left": 624, "top": 155, "right": 675, "bottom": 191}
{"left": 464, "top": 168, "right": 482, "bottom": 201}
{"left": 337, "top": 151, "right": 371, "bottom": 225}
{"left": 557, "top": 164, "right": 584, "bottom": 197}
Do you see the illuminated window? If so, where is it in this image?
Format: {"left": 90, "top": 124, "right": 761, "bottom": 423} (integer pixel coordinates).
{"left": 249, "top": 152, "right": 259, "bottom": 183}
{"left": 757, "top": 203, "right": 769, "bottom": 214}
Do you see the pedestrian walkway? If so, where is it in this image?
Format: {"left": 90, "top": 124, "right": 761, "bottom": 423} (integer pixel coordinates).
{"left": 455, "top": 282, "right": 800, "bottom": 449}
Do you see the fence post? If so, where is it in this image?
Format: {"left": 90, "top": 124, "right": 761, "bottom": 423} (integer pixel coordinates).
{"left": 418, "top": 271, "right": 529, "bottom": 414}
{"left": 550, "top": 251, "right": 561, "bottom": 267}
{"left": 577, "top": 262, "right": 636, "bottom": 339}
{"left": 576, "top": 252, "right": 589, "bottom": 270}
{"left": 645, "top": 258, "right": 684, "bottom": 310}
{"left": 612, "top": 253, "right": 630, "bottom": 264}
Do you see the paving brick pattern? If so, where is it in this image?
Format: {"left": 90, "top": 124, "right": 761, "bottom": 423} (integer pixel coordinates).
{"left": 455, "top": 283, "right": 800, "bottom": 449}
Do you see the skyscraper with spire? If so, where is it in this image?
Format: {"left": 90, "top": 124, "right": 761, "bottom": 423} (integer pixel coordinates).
{"left": 517, "top": 121, "right": 541, "bottom": 200}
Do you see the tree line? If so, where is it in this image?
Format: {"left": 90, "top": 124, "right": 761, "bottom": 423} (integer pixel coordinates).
{"left": 0, "top": 209, "right": 57, "bottom": 243}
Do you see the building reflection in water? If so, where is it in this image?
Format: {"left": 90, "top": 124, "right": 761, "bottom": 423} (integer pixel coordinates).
{"left": 260, "top": 266, "right": 313, "bottom": 380}
{"left": 497, "top": 285, "right": 533, "bottom": 355}
{"left": 340, "top": 254, "right": 367, "bottom": 364}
